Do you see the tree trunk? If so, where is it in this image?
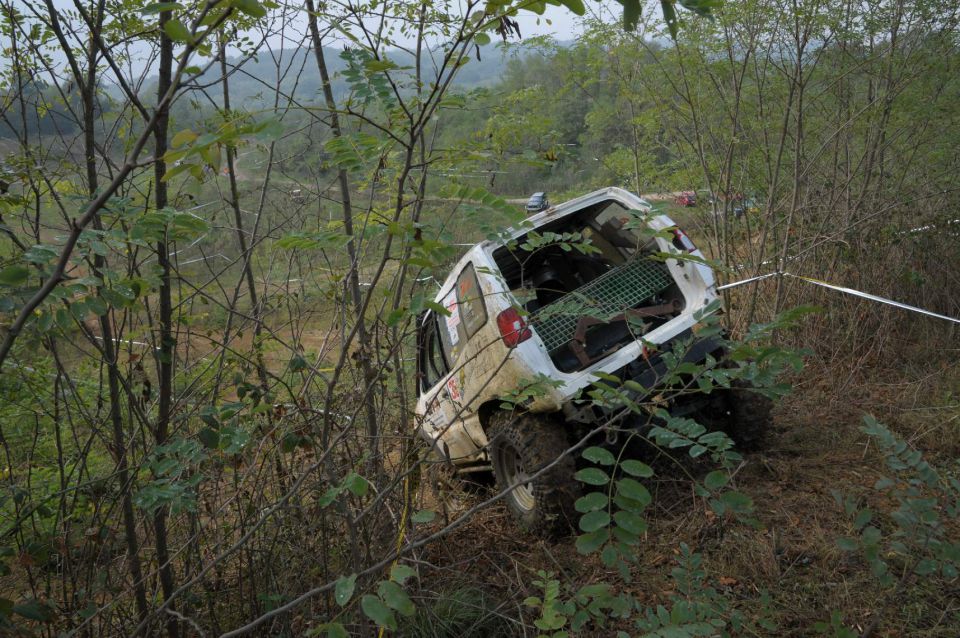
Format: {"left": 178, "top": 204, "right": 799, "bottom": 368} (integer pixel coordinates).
{"left": 305, "top": 1, "right": 382, "bottom": 468}
{"left": 153, "top": 9, "right": 180, "bottom": 638}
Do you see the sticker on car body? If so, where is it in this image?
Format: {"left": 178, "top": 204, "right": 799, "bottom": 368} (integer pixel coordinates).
{"left": 446, "top": 376, "right": 462, "bottom": 402}
{"left": 445, "top": 299, "right": 460, "bottom": 344}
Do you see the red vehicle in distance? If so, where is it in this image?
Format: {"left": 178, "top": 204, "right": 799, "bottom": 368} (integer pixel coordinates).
{"left": 675, "top": 191, "right": 697, "bottom": 207}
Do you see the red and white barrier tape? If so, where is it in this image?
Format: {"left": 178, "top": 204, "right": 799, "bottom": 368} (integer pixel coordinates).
{"left": 715, "top": 272, "right": 960, "bottom": 325}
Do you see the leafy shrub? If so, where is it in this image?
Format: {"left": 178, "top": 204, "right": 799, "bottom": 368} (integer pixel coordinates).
{"left": 826, "top": 416, "right": 960, "bottom": 635}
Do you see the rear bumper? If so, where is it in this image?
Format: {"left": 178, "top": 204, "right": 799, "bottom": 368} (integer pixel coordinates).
{"left": 589, "top": 331, "right": 726, "bottom": 417}
{"left": 625, "top": 333, "right": 724, "bottom": 393}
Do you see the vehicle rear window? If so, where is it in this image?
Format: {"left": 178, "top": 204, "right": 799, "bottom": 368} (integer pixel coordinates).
{"left": 456, "top": 263, "right": 487, "bottom": 338}
{"left": 438, "top": 287, "right": 460, "bottom": 362}
{"left": 437, "top": 262, "right": 487, "bottom": 363}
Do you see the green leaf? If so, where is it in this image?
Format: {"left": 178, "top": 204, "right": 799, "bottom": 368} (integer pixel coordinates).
{"left": 582, "top": 446, "right": 616, "bottom": 466}
{"left": 613, "top": 492, "right": 649, "bottom": 514}
{"left": 390, "top": 564, "right": 416, "bottom": 585}
{"left": 170, "top": 129, "right": 197, "bottom": 148}
{"left": 474, "top": 32, "right": 491, "bottom": 46}
{"left": 579, "top": 510, "right": 610, "bottom": 532}
{"left": 836, "top": 537, "right": 858, "bottom": 552}
{"left": 334, "top": 574, "right": 356, "bottom": 607}
{"left": 615, "top": 478, "right": 651, "bottom": 506}
{"left": 12, "top": 599, "right": 52, "bottom": 622}
{"left": 0, "top": 265, "right": 29, "bottom": 286}
{"left": 361, "top": 595, "right": 396, "bottom": 629}
{"left": 704, "top": 470, "right": 729, "bottom": 491}
{"left": 343, "top": 472, "right": 368, "bottom": 497}
{"left": 578, "top": 583, "right": 611, "bottom": 598}
{"left": 378, "top": 580, "right": 415, "bottom": 617}
{"left": 682, "top": 0, "right": 720, "bottom": 17}
{"left": 575, "top": 528, "right": 609, "bottom": 555}
{"left": 108, "top": 282, "right": 136, "bottom": 302}
{"left": 70, "top": 300, "right": 88, "bottom": 321}
{"left": 853, "top": 508, "right": 873, "bottom": 530}
{"left": 592, "top": 371, "right": 620, "bottom": 383}
{"left": 161, "top": 161, "right": 194, "bottom": 182}
{"left": 219, "top": 425, "right": 250, "bottom": 455}
{"left": 198, "top": 428, "right": 220, "bottom": 448}
{"left": 385, "top": 308, "right": 407, "bottom": 327}
{"left": 280, "top": 432, "right": 300, "bottom": 453}
{"left": 363, "top": 57, "right": 399, "bottom": 72}
{"left": 171, "top": 129, "right": 197, "bottom": 148}
{"left": 288, "top": 354, "right": 308, "bottom": 372}
{"left": 36, "top": 310, "right": 53, "bottom": 331}
{"left": 317, "top": 487, "right": 341, "bottom": 508}
{"left": 574, "top": 467, "right": 609, "bottom": 486}
{"left": 719, "top": 490, "right": 753, "bottom": 513}
{"left": 620, "top": 460, "right": 653, "bottom": 477}
{"left": 163, "top": 19, "right": 191, "bottom": 43}
{"left": 689, "top": 444, "right": 708, "bottom": 457}
{"left": 141, "top": 2, "right": 184, "bottom": 14}
{"left": 171, "top": 211, "right": 208, "bottom": 236}
{"left": 199, "top": 406, "right": 219, "bottom": 428}
{"left": 624, "top": 0, "right": 643, "bottom": 31}
{"left": 601, "top": 544, "right": 619, "bottom": 567}
{"left": 660, "top": 0, "right": 679, "bottom": 37}
{"left": 86, "top": 296, "right": 108, "bottom": 316}
{"left": 613, "top": 510, "right": 647, "bottom": 535}
{"left": 323, "top": 622, "right": 349, "bottom": 638}
{"left": 575, "top": 492, "right": 608, "bottom": 513}
{"left": 914, "top": 558, "right": 938, "bottom": 576}
{"left": 559, "top": 0, "right": 586, "bottom": 15}
{"left": 232, "top": 0, "right": 267, "bottom": 18}
{"left": 56, "top": 308, "right": 72, "bottom": 330}
{"left": 23, "top": 245, "right": 57, "bottom": 264}
{"left": 411, "top": 509, "right": 435, "bottom": 523}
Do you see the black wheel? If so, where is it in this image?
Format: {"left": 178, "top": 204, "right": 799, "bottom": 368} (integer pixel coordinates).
{"left": 487, "top": 412, "right": 578, "bottom": 534}
{"left": 724, "top": 380, "right": 773, "bottom": 450}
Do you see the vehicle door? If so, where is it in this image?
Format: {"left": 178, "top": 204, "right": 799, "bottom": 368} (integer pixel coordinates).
{"left": 417, "top": 264, "right": 489, "bottom": 460}
{"left": 417, "top": 305, "right": 470, "bottom": 458}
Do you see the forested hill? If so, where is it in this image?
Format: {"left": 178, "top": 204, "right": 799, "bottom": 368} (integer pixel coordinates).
{"left": 203, "top": 41, "right": 550, "bottom": 102}
{"left": 0, "top": 41, "right": 548, "bottom": 138}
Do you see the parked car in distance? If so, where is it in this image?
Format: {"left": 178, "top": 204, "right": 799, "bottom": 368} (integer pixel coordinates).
{"left": 525, "top": 192, "right": 550, "bottom": 213}
{"left": 708, "top": 192, "right": 760, "bottom": 217}
{"left": 675, "top": 191, "right": 697, "bottom": 207}
{"left": 733, "top": 198, "right": 759, "bottom": 217}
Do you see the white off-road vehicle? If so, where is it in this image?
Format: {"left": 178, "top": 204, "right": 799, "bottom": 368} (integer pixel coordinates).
{"left": 414, "top": 187, "right": 768, "bottom": 531}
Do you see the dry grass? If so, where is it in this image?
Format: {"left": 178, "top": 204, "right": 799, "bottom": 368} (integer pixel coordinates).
{"left": 408, "top": 359, "right": 960, "bottom": 637}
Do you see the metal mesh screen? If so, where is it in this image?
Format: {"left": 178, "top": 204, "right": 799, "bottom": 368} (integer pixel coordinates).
{"left": 531, "top": 258, "right": 673, "bottom": 352}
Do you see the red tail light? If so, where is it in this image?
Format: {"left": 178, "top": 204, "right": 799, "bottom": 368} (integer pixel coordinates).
{"left": 672, "top": 227, "right": 696, "bottom": 252}
{"left": 496, "top": 307, "right": 532, "bottom": 348}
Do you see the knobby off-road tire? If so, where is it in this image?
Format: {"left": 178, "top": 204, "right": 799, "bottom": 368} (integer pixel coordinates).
{"left": 487, "top": 413, "right": 579, "bottom": 535}
{"left": 725, "top": 380, "right": 774, "bottom": 450}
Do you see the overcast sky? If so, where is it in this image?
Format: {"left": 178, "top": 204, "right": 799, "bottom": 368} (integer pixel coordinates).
{"left": 26, "top": 0, "right": 627, "bottom": 83}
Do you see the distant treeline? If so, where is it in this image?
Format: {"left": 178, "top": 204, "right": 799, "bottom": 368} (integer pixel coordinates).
{"left": 0, "top": 81, "right": 80, "bottom": 139}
